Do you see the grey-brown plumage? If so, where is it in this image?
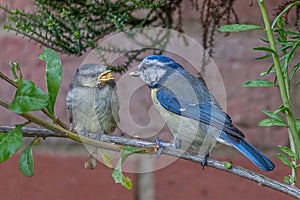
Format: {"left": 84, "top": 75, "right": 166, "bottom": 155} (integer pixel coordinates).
{"left": 66, "top": 64, "right": 119, "bottom": 139}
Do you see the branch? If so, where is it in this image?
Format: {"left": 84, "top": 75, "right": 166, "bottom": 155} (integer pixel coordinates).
{"left": 0, "top": 126, "right": 299, "bottom": 199}
{"left": 1, "top": 70, "right": 299, "bottom": 198}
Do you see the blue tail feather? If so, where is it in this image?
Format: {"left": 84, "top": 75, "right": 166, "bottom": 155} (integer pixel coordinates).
{"left": 233, "top": 139, "right": 275, "bottom": 172}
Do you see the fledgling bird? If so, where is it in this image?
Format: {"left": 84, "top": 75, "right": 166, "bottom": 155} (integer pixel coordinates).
{"left": 129, "top": 55, "right": 275, "bottom": 172}
{"left": 66, "top": 64, "right": 119, "bottom": 139}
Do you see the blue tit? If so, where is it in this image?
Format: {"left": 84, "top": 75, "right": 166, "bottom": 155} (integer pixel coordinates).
{"left": 66, "top": 64, "right": 119, "bottom": 139}
{"left": 129, "top": 55, "right": 274, "bottom": 172}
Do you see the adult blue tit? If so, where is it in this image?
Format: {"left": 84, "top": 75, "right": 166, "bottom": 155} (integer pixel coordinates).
{"left": 66, "top": 64, "right": 119, "bottom": 139}
{"left": 129, "top": 55, "right": 275, "bottom": 172}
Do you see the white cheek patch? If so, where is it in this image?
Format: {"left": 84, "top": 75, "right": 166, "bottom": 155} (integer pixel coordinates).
{"left": 141, "top": 66, "right": 166, "bottom": 85}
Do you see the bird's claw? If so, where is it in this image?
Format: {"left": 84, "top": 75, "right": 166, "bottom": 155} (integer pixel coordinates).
{"left": 95, "top": 131, "right": 103, "bottom": 141}
{"left": 83, "top": 131, "right": 89, "bottom": 138}
{"left": 200, "top": 154, "right": 209, "bottom": 170}
{"left": 155, "top": 137, "right": 170, "bottom": 158}
{"left": 82, "top": 131, "right": 103, "bottom": 141}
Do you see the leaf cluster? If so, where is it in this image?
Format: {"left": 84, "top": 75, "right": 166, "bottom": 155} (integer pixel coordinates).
{"left": 278, "top": 146, "right": 300, "bottom": 184}
{"left": 0, "top": 48, "right": 62, "bottom": 176}
{"left": 0, "top": 0, "right": 181, "bottom": 56}
{"left": 218, "top": 0, "right": 300, "bottom": 184}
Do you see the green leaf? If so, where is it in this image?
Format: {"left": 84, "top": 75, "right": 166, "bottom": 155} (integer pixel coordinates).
{"left": 18, "top": 142, "right": 34, "bottom": 177}
{"left": 112, "top": 159, "right": 123, "bottom": 183}
{"left": 100, "top": 152, "right": 114, "bottom": 168}
{"left": 261, "top": 109, "right": 285, "bottom": 122}
{"left": 296, "top": 119, "right": 300, "bottom": 133}
{"left": 242, "top": 79, "right": 276, "bottom": 87}
{"left": 224, "top": 161, "right": 232, "bottom": 169}
{"left": 9, "top": 62, "right": 23, "bottom": 84}
{"left": 279, "top": 145, "right": 297, "bottom": 160}
{"left": 278, "top": 105, "right": 290, "bottom": 115}
{"left": 121, "top": 176, "right": 133, "bottom": 190}
{"left": 253, "top": 46, "right": 277, "bottom": 54}
{"left": 255, "top": 53, "right": 272, "bottom": 60}
{"left": 259, "top": 118, "right": 287, "bottom": 127}
{"left": 290, "top": 62, "right": 300, "bottom": 80}
{"left": 39, "top": 48, "right": 62, "bottom": 115}
{"left": 0, "top": 125, "right": 23, "bottom": 162}
{"left": 218, "top": 24, "right": 262, "bottom": 32}
{"left": 112, "top": 159, "right": 132, "bottom": 190}
{"left": 277, "top": 153, "right": 293, "bottom": 168}
{"left": 272, "top": 1, "right": 300, "bottom": 28}
{"left": 276, "top": 16, "right": 285, "bottom": 29}
{"left": 281, "top": 41, "right": 300, "bottom": 74}
{"left": 260, "top": 65, "right": 275, "bottom": 76}
{"left": 112, "top": 146, "right": 142, "bottom": 190}
{"left": 120, "top": 146, "right": 143, "bottom": 162}
{"left": 259, "top": 37, "right": 270, "bottom": 44}
{"left": 260, "top": 69, "right": 274, "bottom": 76}
{"left": 289, "top": 176, "right": 296, "bottom": 184}
{"left": 8, "top": 80, "right": 49, "bottom": 114}
{"left": 283, "top": 176, "right": 292, "bottom": 184}
{"left": 283, "top": 175, "right": 296, "bottom": 184}
{"left": 32, "top": 137, "right": 41, "bottom": 146}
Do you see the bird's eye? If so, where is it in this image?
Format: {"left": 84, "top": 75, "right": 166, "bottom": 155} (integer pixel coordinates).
{"left": 87, "top": 73, "right": 96, "bottom": 78}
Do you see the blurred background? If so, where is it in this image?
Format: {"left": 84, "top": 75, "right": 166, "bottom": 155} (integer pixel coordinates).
{"left": 0, "top": 0, "right": 299, "bottom": 199}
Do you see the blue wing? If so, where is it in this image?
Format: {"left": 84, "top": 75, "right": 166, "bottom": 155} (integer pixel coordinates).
{"left": 156, "top": 86, "right": 244, "bottom": 141}
{"left": 156, "top": 86, "right": 275, "bottom": 171}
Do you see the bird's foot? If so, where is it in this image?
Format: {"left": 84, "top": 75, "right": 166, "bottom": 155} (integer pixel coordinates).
{"left": 120, "top": 132, "right": 126, "bottom": 137}
{"left": 95, "top": 131, "right": 103, "bottom": 141}
{"left": 200, "top": 154, "right": 209, "bottom": 170}
{"left": 155, "top": 137, "right": 171, "bottom": 158}
{"left": 83, "top": 131, "right": 89, "bottom": 138}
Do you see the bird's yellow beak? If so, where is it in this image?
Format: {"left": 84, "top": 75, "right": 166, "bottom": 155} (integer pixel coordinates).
{"left": 97, "top": 70, "right": 114, "bottom": 83}
{"left": 129, "top": 71, "right": 140, "bottom": 77}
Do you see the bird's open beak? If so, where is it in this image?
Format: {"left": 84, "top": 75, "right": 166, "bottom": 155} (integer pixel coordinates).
{"left": 97, "top": 70, "right": 114, "bottom": 83}
{"left": 129, "top": 71, "right": 140, "bottom": 77}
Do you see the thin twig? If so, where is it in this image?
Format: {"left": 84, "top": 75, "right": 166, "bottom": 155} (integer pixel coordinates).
{"left": 0, "top": 71, "right": 18, "bottom": 87}
{"left": 0, "top": 125, "right": 299, "bottom": 198}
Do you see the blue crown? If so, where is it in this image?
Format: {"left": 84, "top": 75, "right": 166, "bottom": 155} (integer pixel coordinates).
{"left": 144, "top": 55, "right": 184, "bottom": 71}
